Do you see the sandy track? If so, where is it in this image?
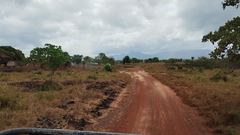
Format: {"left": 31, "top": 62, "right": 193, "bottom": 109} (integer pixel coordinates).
{"left": 97, "top": 67, "right": 211, "bottom": 135}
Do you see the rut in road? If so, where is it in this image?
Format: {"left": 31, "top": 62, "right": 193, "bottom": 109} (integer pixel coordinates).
{"left": 108, "top": 68, "right": 211, "bottom": 135}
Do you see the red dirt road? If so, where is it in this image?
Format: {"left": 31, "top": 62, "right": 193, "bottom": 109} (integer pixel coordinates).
{"left": 101, "top": 68, "right": 211, "bottom": 135}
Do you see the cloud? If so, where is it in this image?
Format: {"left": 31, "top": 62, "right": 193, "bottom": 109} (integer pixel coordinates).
{"left": 0, "top": 0, "right": 238, "bottom": 57}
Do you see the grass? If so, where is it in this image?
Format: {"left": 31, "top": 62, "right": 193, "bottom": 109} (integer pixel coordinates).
{"left": 140, "top": 62, "right": 240, "bottom": 135}
{"left": 0, "top": 67, "right": 130, "bottom": 131}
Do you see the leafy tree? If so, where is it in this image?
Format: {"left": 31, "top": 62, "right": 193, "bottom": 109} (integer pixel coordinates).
{"left": 30, "top": 44, "right": 69, "bottom": 82}
{"left": 123, "top": 55, "right": 131, "bottom": 64}
{"left": 95, "top": 53, "right": 108, "bottom": 65}
{"left": 222, "top": 0, "right": 239, "bottom": 9}
{"left": 82, "top": 56, "right": 93, "bottom": 67}
{"left": 152, "top": 57, "right": 159, "bottom": 62}
{"left": 0, "top": 46, "right": 26, "bottom": 66}
{"left": 202, "top": 1, "right": 240, "bottom": 62}
{"left": 71, "top": 54, "right": 83, "bottom": 65}
{"left": 107, "top": 57, "right": 115, "bottom": 65}
{"left": 131, "top": 57, "right": 139, "bottom": 63}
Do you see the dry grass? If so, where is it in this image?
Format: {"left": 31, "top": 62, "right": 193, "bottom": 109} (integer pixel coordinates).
{"left": 0, "top": 67, "right": 130, "bottom": 131}
{"left": 140, "top": 62, "right": 240, "bottom": 135}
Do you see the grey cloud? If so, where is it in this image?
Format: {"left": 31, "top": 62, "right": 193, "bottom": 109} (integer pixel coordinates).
{"left": 0, "top": 0, "right": 238, "bottom": 57}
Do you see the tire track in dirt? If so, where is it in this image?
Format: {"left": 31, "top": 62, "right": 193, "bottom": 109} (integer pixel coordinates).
{"left": 101, "top": 67, "right": 212, "bottom": 135}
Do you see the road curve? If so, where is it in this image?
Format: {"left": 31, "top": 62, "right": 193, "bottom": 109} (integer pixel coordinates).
{"left": 110, "top": 68, "right": 211, "bottom": 135}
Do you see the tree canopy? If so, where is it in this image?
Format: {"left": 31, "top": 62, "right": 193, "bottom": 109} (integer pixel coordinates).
{"left": 222, "top": 0, "right": 239, "bottom": 9}
{"left": 30, "top": 44, "right": 69, "bottom": 82}
{"left": 71, "top": 54, "right": 83, "bottom": 65}
{"left": 202, "top": 1, "right": 240, "bottom": 61}
{"left": 0, "top": 46, "right": 26, "bottom": 66}
{"left": 123, "top": 55, "right": 131, "bottom": 64}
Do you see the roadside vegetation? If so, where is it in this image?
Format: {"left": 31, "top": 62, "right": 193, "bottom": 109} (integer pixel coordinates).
{"left": 140, "top": 59, "right": 240, "bottom": 135}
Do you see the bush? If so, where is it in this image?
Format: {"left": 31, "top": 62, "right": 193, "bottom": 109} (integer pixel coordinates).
{"left": 33, "top": 70, "right": 42, "bottom": 75}
{"left": 87, "top": 75, "right": 97, "bottom": 80}
{"left": 198, "top": 67, "right": 204, "bottom": 73}
{"left": 104, "top": 63, "right": 113, "bottom": 72}
{"left": 167, "top": 66, "right": 176, "bottom": 70}
{"left": 210, "top": 69, "right": 222, "bottom": 81}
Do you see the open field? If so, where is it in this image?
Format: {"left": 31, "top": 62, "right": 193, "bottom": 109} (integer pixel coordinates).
{"left": 140, "top": 62, "right": 240, "bottom": 135}
{"left": 0, "top": 66, "right": 131, "bottom": 131}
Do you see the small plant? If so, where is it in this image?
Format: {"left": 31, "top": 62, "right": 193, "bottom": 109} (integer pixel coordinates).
{"left": 33, "top": 70, "right": 42, "bottom": 75}
{"left": 104, "top": 63, "right": 113, "bottom": 72}
{"left": 0, "top": 73, "right": 7, "bottom": 77}
{"left": 66, "top": 69, "right": 73, "bottom": 75}
{"left": 198, "top": 67, "right": 204, "bottom": 73}
{"left": 87, "top": 75, "right": 97, "bottom": 80}
{"left": 167, "top": 66, "right": 175, "bottom": 70}
{"left": 222, "top": 75, "right": 228, "bottom": 82}
{"left": 92, "top": 69, "right": 99, "bottom": 74}
{"left": 56, "top": 72, "right": 62, "bottom": 77}
{"left": 210, "top": 69, "right": 228, "bottom": 82}
{"left": 177, "top": 66, "right": 183, "bottom": 70}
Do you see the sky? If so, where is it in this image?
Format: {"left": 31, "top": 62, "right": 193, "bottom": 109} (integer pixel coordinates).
{"left": 0, "top": 0, "right": 239, "bottom": 57}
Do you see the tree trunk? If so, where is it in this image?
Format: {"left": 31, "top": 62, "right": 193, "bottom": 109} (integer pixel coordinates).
{"left": 50, "top": 69, "right": 55, "bottom": 83}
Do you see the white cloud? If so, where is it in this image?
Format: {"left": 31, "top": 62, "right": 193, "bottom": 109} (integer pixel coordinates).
{"left": 0, "top": 0, "right": 239, "bottom": 57}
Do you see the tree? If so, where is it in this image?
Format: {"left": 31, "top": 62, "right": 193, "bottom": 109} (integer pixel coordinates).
{"left": 202, "top": 17, "right": 240, "bottom": 60}
{"left": 94, "top": 53, "right": 109, "bottom": 65}
{"left": 202, "top": 1, "right": 240, "bottom": 62}
{"left": 30, "top": 44, "right": 69, "bottom": 82}
{"left": 122, "top": 55, "right": 131, "bottom": 64}
{"left": 71, "top": 54, "right": 83, "bottom": 65}
{"left": 152, "top": 57, "right": 159, "bottom": 62}
{"left": 131, "top": 57, "right": 139, "bottom": 63}
{"left": 0, "top": 46, "right": 26, "bottom": 66}
{"left": 82, "top": 56, "right": 93, "bottom": 67}
{"left": 222, "top": 0, "right": 239, "bottom": 9}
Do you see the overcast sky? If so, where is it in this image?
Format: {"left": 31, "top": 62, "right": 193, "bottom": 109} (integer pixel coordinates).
{"left": 0, "top": 0, "right": 239, "bottom": 57}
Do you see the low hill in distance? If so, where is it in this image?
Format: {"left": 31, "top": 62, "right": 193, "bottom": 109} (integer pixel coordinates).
{"left": 113, "top": 49, "right": 211, "bottom": 60}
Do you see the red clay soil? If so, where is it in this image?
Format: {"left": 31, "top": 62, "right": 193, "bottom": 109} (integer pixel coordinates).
{"left": 97, "top": 67, "right": 212, "bottom": 135}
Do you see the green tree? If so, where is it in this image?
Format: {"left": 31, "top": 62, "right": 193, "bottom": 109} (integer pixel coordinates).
{"left": 222, "top": 0, "right": 239, "bottom": 9}
{"left": 94, "top": 53, "right": 109, "bottom": 65}
{"left": 152, "top": 57, "right": 159, "bottom": 62}
{"left": 0, "top": 46, "right": 26, "bottom": 66}
{"left": 131, "top": 57, "right": 139, "bottom": 63}
{"left": 123, "top": 55, "right": 131, "bottom": 64}
{"left": 82, "top": 56, "right": 93, "bottom": 67}
{"left": 71, "top": 54, "right": 83, "bottom": 65}
{"left": 202, "top": 1, "right": 240, "bottom": 62}
{"left": 30, "top": 44, "right": 69, "bottom": 82}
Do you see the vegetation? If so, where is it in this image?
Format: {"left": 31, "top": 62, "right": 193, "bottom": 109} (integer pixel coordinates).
{"left": 202, "top": 0, "right": 240, "bottom": 69}
{"left": 104, "top": 63, "right": 113, "bottom": 72}
{"left": 30, "top": 44, "right": 70, "bottom": 82}
{"left": 122, "top": 55, "right": 131, "bottom": 64}
{"left": 0, "top": 46, "right": 26, "bottom": 66}
{"left": 141, "top": 62, "right": 240, "bottom": 135}
{"left": 71, "top": 54, "right": 83, "bottom": 65}
{"left": 0, "top": 67, "right": 130, "bottom": 131}
{"left": 222, "top": 0, "right": 239, "bottom": 9}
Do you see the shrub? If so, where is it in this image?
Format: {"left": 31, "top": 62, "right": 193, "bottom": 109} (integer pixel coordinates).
{"left": 87, "top": 75, "right": 97, "bottom": 80}
{"left": 210, "top": 69, "right": 222, "bottom": 81}
{"left": 167, "top": 66, "right": 175, "bottom": 70}
{"left": 104, "top": 63, "right": 113, "bottom": 72}
{"left": 198, "top": 67, "right": 204, "bottom": 73}
{"left": 33, "top": 70, "right": 42, "bottom": 75}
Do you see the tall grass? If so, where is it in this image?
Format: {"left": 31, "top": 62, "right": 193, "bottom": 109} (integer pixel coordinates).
{"left": 141, "top": 62, "right": 240, "bottom": 135}
{"left": 0, "top": 67, "right": 130, "bottom": 130}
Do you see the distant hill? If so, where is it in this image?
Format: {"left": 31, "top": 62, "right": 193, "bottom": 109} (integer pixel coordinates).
{"left": 113, "top": 49, "right": 211, "bottom": 60}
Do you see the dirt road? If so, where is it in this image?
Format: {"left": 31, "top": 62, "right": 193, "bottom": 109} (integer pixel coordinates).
{"left": 97, "top": 68, "right": 211, "bottom": 135}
